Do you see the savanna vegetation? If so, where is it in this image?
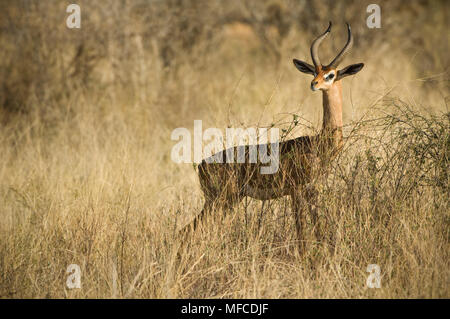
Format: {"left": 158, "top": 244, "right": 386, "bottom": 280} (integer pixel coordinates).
{"left": 0, "top": 0, "right": 448, "bottom": 298}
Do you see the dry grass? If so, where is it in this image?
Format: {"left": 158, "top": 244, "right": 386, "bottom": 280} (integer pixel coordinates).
{"left": 0, "top": 0, "right": 448, "bottom": 298}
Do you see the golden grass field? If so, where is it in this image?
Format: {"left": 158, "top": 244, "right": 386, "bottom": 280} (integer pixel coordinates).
{"left": 0, "top": 0, "right": 448, "bottom": 298}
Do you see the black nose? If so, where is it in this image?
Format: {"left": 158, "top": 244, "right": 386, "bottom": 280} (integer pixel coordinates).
{"left": 311, "top": 81, "right": 318, "bottom": 86}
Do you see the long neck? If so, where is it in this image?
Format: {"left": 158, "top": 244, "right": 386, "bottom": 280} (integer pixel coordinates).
{"left": 320, "top": 81, "right": 343, "bottom": 151}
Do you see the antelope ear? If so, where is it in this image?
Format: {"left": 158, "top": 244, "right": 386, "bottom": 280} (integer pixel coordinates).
{"left": 336, "top": 63, "right": 364, "bottom": 80}
{"left": 293, "top": 59, "right": 315, "bottom": 75}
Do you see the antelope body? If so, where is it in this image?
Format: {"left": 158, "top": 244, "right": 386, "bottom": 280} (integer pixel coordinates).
{"left": 183, "top": 22, "right": 364, "bottom": 251}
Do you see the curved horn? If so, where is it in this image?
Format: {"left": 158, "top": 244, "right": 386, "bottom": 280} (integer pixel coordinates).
{"left": 327, "top": 23, "right": 353, "bottom": 69}
{"left": 310, "top": 21, "right": 332, "bottom": 70}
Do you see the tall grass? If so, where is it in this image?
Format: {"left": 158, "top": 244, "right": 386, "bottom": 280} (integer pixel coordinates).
{"left": 0, "top": 0, "right": 448, "bottom": 298}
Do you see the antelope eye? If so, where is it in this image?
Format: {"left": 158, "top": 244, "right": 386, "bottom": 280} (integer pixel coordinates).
{"left": 326, "top": 73, "right": 335, "bottom": 81}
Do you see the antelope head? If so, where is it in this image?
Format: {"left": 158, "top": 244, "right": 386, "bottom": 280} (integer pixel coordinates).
{"left": 293, "top": 22, "right": 364, "bottom": 91}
